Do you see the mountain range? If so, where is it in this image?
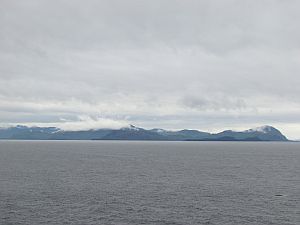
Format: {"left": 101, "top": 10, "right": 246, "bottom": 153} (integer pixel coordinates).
{"left": 0, "top": 125, "right": 288, "bottom": 141}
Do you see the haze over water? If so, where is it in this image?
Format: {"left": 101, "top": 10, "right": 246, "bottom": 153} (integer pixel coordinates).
{"left": 0, "top": 141, "right": 299, "bottom": 225}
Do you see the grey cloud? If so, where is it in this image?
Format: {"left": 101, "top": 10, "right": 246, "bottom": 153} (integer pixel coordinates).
{"left": 0, "top": 0, "right": 300, "bottom": 139}
{"left": 181, "top": 96, "right": 247, "bottom": 111}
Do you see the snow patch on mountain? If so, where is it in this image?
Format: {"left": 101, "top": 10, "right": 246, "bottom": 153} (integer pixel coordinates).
{"left": 244, "top": 125, "right": 274, "bottom": 133}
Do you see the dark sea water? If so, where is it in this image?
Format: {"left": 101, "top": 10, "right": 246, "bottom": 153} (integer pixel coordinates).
{"left": 0, "top": 141, "right": 299, "bottom": 225}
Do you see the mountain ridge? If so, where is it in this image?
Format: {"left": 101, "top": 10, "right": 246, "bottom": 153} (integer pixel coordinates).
{"left": 0, "top": 125, "right": 289, "bottom": 141}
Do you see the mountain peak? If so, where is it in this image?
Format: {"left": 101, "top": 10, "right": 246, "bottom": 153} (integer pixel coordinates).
{"left": 121, "top": 124, "right": 141, "bottom": 131}
{"left": 245, "top": 125, "right": 278, "bottom": 134}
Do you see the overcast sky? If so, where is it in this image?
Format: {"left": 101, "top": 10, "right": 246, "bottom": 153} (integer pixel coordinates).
{"left": 1, "top": 0, "right": 300, "bottom": 139}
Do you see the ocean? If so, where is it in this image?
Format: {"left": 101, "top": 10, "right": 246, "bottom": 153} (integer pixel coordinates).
{"left": 0, "top": 141, "right": 299, "bottom": 225}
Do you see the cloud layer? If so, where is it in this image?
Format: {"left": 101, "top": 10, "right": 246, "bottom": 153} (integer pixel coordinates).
{"left": 1, "top": 0, "right": 300, "bottom": 139}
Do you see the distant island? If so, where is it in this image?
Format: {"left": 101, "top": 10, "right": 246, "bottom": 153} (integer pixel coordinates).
{"left": 0, "top": 125, "right": 289, "bottom": 141}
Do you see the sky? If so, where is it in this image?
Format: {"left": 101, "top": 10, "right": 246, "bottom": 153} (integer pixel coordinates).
{"left": 0, "top": 0, "right": 300, "bottom": 139}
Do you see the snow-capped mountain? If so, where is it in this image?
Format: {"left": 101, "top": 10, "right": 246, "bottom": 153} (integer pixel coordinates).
{"left": 244, "top": 125, "right": 278, "bottom": 134}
